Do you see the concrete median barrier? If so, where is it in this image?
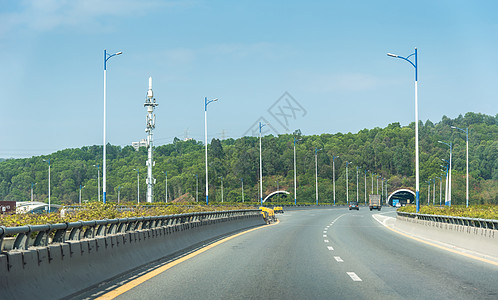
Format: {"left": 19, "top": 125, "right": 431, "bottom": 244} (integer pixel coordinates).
{"left": 0, "top": 212, "right": 266, "bottom": 299}
{"left": 395, "top": 214, "right": 498, "bottom": 259}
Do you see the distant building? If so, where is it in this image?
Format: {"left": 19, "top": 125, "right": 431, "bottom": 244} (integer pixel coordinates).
{"left": 132, "top": 139, "right": 147, "bottom": 151}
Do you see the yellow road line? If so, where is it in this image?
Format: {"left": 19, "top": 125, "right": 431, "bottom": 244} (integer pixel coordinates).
{"left": 383, "top": 220, "right": 498, "bottom": 267}
{"left": 97, "top": 220, "right": 280, "bottom": 299}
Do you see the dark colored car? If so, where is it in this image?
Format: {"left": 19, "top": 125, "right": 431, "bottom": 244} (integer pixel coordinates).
{"left": 349, "top": 201, "right": 359, "bottom": 210}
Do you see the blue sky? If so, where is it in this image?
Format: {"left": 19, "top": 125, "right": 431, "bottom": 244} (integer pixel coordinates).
{"left": 0, "top": 0, "right": 497, "bottom": 158}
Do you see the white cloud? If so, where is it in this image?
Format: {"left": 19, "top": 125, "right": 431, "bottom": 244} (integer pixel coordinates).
{"left": 0, "top": 0, "right": 178, "bottom": 36}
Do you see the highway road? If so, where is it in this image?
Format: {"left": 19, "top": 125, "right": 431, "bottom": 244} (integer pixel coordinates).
{"left": 83, "top": 207, "right": 498, "bottom": 300}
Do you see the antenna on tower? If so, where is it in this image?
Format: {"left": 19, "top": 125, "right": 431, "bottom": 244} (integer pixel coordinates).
{"left": 220, "top": 129, "right": 227, "bottom": 140}
{"left": 144, "top": 76, "right": 158, "bottom": 203}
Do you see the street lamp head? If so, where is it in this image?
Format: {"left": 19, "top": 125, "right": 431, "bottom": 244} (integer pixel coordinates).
{"left": 450, "top": 126, "right": 456, "bottom": 129}
{"left": 115, "top": 51, "right": 123, "bottom": 55}
{"left": 387, "top": 53, "right": 398, "bottom": 58}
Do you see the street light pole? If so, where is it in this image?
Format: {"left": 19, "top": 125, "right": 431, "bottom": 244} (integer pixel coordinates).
{"left": 103, "top": 49, "right": 122, "bottom": 204}
{"left": 371, "top": 172, "right": 375, "bottom": 195}
{"left": 314, "top": 148, "right": 322, "bottom": 205}
{"left": 388, "top": 48, "right": 419, "bottom": 212}
{"left": 356, "top": 166, "right": 359, "bottom": 203}
{"left": 79, "top": 185, "right": 84, "bottom": 205}
{"left": 452, "top": 126, "right": 469, "bottom": 207}
{"left": 439, "top": 176, "right": 442, "bottom": 206}
{"left": 377, "top": 175, "right": 379, "bottom": 194}
{"left": 259, "top": 122, "right": 267, "bottom": 206}
{"left": 433, "top": 178, "right": 436, "bottom": 205}
{"left": 332, "top": 155, "right": 339, "bottom": 206}
{"left": 195, "top": 174, "right": 199, "bottom": 202}
{"left": 439, "top": 141, "right": 452, "bottom": 206}
{"left": 43, "top": 159, "right": 51, "bottom": 212}
{"left": 293, "top": 137, "right": 301, "bottom": 206}
{"left": 204, "top": 97, "right": 218, "bottom": 205}
{"left": 441, "top": 162, "right": 449, "bottom": 205}
{"left": 164, "top": 171, "right": 168, "bottom": 203}
{"left": 426, "top": 179, "right": 431, "bottom": 206}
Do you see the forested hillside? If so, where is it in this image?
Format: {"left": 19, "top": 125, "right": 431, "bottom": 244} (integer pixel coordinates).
{"left": 0, "top": 112, "right": 496, "bottom": 205}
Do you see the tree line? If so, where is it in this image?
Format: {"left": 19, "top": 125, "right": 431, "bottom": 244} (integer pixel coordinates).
{"left": 0, "top": 112, "right": 496, "bottom": 205}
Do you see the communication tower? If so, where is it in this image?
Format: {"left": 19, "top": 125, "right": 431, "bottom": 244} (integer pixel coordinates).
{"left": 144, "top": 77, "right": 158, "bottom": 203}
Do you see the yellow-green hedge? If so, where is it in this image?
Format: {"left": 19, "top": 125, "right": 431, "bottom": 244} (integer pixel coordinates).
{"left": 0, "top": 202, "right": 254, "bottom": 227}
{"left": 397, "top": 205, "right": 498, "bottom": 220}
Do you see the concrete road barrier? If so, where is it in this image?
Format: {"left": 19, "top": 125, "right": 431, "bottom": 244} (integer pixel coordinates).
{"left": 0, "top": 211, "right": 266, "bottom": 299}
{"left": 395, "top": 214, "right": 498, "bottom": 259}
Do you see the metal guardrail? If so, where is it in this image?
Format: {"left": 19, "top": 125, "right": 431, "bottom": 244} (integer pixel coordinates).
{"left": 0, "top": 209, "right": 261, "bottom": 252}
{"left": 397, "top": 211, "right": 498, "bottom": 230}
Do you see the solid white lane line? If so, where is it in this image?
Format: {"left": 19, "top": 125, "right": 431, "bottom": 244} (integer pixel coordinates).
{"left": 334, "top": 256, "right": 344, "bottom": 262}
{"left": 347, "top": 272, "right": 362, "bottom": 281}
{"left": 324, "top": 239, "right": 329, "bottom": 243}
{"left": 327, "top": 246, "right": 334, "bottom": 251}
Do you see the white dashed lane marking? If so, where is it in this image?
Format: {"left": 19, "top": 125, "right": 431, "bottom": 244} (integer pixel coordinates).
{"left": 323, "top": 230, "right": 327, "bottom": 233}
{"left": 323, "top": 234, "right": 327, "bottom": 237}
{"left": 347, "top": 272, "right": 362, "bottom": 281}
{"left": 334, "top": 256, "right": 344, "bottom": 262}
{"left": 324, "top": 239, "right": 329, "bottom": 243}
{"left": 327, "top": 246, "right": 334, "bottom": 251}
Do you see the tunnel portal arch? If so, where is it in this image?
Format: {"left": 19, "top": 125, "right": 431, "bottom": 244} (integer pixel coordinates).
{"left": 387, "top": 189, "right": 415, "bottom": 206}
{"left": 262, "top": 191, "right": 290, "bottom": 203}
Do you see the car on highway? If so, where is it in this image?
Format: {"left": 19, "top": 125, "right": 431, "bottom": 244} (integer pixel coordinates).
{"left": 348, "top": 201, "right": 359, "bottom": 210}
{"left": 273, "top": 206, "right": 284, "bottom": 213}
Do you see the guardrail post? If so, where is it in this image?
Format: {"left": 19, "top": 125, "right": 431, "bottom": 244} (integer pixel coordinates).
{"left": 0, "top": 226, "right": 5, "bottom": 252}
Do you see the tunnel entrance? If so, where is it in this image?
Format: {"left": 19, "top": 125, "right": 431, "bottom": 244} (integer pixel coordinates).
{"left": 262, "top": 191, "right": 290, "bottom": 203}
{"left": 387, "top": 189, "right": 415, "bottom": 206}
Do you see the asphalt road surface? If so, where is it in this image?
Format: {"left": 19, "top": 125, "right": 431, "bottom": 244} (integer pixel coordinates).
{"left": 85, "top": 207, "right": 498, "bottom": 300}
